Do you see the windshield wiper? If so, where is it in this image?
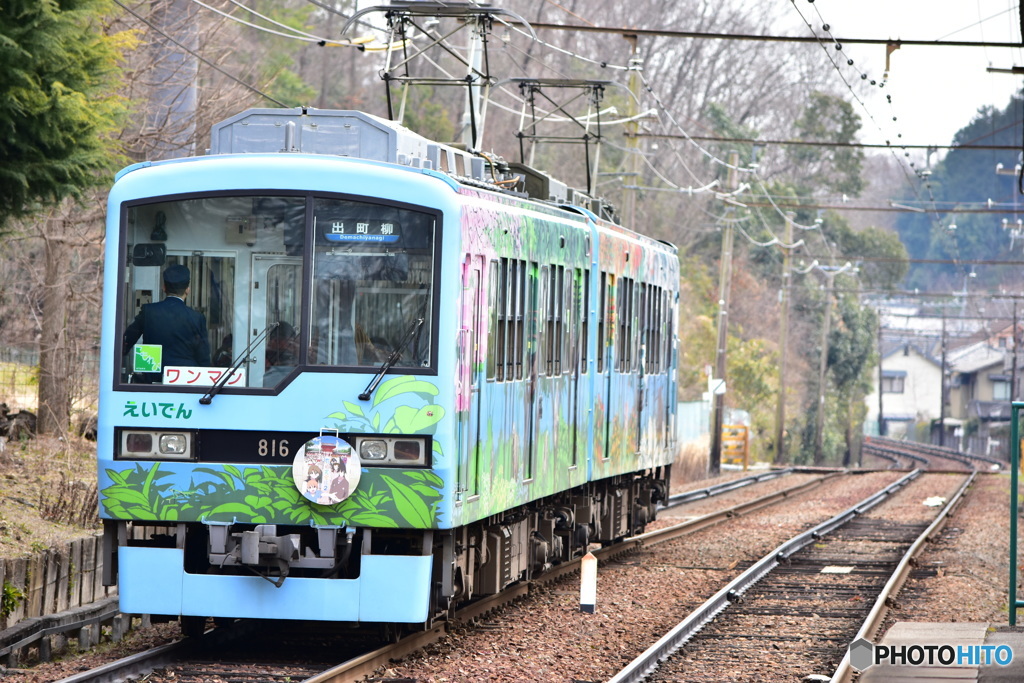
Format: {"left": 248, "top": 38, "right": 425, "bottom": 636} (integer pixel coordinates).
{"left": 358, "top": 318, "right": 424, "bottom": 401}
{"left": 200, "top": 322, "right": 279, "bottom": 405}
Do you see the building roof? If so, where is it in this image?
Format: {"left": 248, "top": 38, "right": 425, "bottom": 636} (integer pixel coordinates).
{"left": 948, "top": 341, "right": 1005, "bottom": 374}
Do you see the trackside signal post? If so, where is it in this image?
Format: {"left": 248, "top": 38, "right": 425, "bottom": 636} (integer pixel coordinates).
{"left": 1010, "top": 402, "right": 1024, "bottom": 625}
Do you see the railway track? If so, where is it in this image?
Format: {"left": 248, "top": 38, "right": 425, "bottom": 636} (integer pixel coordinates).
{"left": 607, "top": 470, "right": 974, "bottom": 682}
{"left": 863, "top": 435, "right": 1003, "bottom": 471}
{"left": 52, "top": 469, "right": 833, "bottom": 682}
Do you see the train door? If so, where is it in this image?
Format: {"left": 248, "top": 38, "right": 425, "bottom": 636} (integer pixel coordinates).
{"left": 457, "top": 255, "right": 483, "bottom": 501}
{"left": 526, "top": 263, "right": 541, "bottom": 483}
{"left": 250, "top": 255, "right": 302, "bottom": 387}
{"left": 598, "top": 272, "right": 612, "bottom": 462}
{"left": 610, "top": 276, "right": 637, "bottom": 464}
{"left": 636, "top": 283, "right": 647, "bottom": 453}
{"left": 570, "top": 268, "right": 584, "bottom": 469}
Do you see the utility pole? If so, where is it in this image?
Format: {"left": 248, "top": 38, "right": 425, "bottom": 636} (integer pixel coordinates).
{"left": 877, "top": 321, "right": 885, "bottom": 437}
{"left": 773, "top": 212, "right": 794, "bottom": 464}
{"left": 709, "top": 151, "right": 739, "bottom": 475}
{"left": 940, "top": 312, "right": 947, "bottom": 447}
{"left": 812, "top": 262, "right": 855, "bottom": 465}
{"left": 1013, "top": 299, "right": 1019, "bottom": 401}
{"left": 623, "top": 35, "right": 641, "bottom": 229}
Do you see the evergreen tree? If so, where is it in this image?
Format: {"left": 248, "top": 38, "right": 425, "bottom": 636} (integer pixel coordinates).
{"left": 895, "top": 92, "right": 1024, "bottom": 290}
{"left": 0, "top": 0, "right": 129, "bottom": 230}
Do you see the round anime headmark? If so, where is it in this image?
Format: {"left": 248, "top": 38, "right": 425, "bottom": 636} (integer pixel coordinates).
{"left": 292, "top": 433, "right": 361, "bottom": 506}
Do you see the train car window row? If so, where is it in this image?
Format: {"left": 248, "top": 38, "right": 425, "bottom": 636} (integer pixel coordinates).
{"left": 485, "top": 265, "right": 671, "bottom": 381}
{"left": 638, "top": 282, "right": 670, "bottom": 376}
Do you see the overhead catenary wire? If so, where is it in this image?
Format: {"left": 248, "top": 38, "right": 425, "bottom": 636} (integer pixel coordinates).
{"left": 249, "top": 2, "right": 1016, "bottom": 274}
{"left": 191, "top": 0, "right": 344, "bottom": 45}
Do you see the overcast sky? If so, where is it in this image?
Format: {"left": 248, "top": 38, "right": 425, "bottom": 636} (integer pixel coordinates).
{"left": 781, "top": 0, "right": 1023, "bottom": 152}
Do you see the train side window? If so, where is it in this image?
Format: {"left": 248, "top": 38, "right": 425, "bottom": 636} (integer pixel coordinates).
{"left": 513, "top": 259, "right": 526, "bottom": 380}
{"left": 638, "top": 283, "right": 648, "bottom": 374}
{"left": 597, "top": 272, "right": 608, "bottom": 374}
{"left": 651, "top": 286, "right": 662, "bottom": 374}
{"left": 544, "top": 267, "right": 552, "bottom": 376}
{"left": 576, "top": 268, "right": 586, "bottom": 375}
{"left": 495, "top": 258, "right": 508, "bottom": 382}
{"left": 616, "top": 278, "right": 624, "bottom": 373}
{"left": 540, "top": 264, "right": 548, "bottom": 376}
{"left": 666, "top": 292, "right": 675, "bottom": 373}
{"left": 617, "top": 277, "right": 633, "bottom": 373}
{"left": 548, "top": 265, "right": 564, "bottom": 376}
{"left": 525, "top": 262, "right": 538, "bottom": 379}
{"left": 658, "top": 287, "right": 666, "bottom": 374}
{"left": 562, "top": 266, "right": 572, "bottom": 375}
{"left": 486, "top": 260, "right": 499, "bottom": 381}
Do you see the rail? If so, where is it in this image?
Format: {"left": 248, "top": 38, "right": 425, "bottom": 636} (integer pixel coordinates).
{"left": 866, "top": 435, "right": 1003, "bottom": 470}
{"left": 828, "top": 470, "right": 976, "bottom": 682}
{"left": 663, "top": 467, "right": 795, "bottom": 506}
{"left": 606, "top": 469, "right": 922, "bottom": 683}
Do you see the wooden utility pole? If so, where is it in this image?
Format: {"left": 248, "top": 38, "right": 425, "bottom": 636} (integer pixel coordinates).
{"left": 812, "top": 272, "right": 834, "bottom": 465}
{"left": 940, "top": 312, "right": 948, "bottom": 447}
{"left": 623, "top": 35, "right": 641, "bottom": 229}
{"left": 877, "top": 321, "right": 885, "bottom": 437}
{"left": 773, "top": 212, "right": 794, "bottom": 464}
{"left": 709, "top": 151, "right": 739, "bottom": 475}
{"left": 812, "top": 262, "right": 854, "bottom": 465}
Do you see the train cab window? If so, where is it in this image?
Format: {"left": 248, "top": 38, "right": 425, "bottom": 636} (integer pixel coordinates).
{"left": 309, "top": 198, "right": 436, "bottom": 370}
{"left": 119, "top": 194, "right": 305, "bottom": 389}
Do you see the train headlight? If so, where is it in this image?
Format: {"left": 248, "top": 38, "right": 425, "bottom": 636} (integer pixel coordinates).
{"left": 118, "top": 429, "right": 194, "bottom": 460}
{"left": 159, "top": 433, "right": 188, "bottom": 455}
{"left": 360, "top": 439, "right": 388, "bottom": 461}
{"left": 355, "top": 437, "right": 428, "bottom": 466}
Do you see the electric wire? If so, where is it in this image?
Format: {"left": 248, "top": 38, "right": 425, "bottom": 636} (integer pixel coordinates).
{"left": 112, "top": 0, "right": 289, "bottom": 108}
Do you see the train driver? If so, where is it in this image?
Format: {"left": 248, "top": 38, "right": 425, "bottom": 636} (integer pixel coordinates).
{"left": 122, "top": 264, "right": 211, "bottom": 381}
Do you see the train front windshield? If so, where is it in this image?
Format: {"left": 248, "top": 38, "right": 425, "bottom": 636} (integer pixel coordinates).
{"left": 118, "top": 193, "right": 437, "bottom": 390}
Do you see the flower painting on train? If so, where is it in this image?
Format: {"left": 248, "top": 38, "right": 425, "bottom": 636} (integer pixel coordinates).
{"left": 325, "top": 375, "right": 445, "bottom": 439}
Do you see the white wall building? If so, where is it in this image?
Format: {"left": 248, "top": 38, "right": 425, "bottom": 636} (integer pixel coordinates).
{"left": 864, "top": 343, "right": 942, "bottom": 439}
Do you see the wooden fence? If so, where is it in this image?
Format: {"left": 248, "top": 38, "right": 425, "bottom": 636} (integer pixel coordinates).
{"left": 0, "top": 533, "right": 128, "bottom": 667}
{"left": 1, "top": 534, "right": 111, "bottom": 629}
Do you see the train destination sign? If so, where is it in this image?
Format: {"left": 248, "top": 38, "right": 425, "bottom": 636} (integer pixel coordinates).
{"left": 322, "top": 218, "right": 401, "bottom": 243}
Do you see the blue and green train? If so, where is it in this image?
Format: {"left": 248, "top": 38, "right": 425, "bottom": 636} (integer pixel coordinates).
{"left": 98, "top": 107, "right": 680, "bottom": 632}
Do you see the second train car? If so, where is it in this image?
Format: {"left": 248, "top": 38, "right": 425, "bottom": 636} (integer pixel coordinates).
{"left": 98, "top": 107, "right": 679, "bottom": 632}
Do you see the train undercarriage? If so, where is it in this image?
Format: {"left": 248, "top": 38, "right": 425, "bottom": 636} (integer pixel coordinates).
{"left": 103, "top": 466, "right": 669, "bottom": 633}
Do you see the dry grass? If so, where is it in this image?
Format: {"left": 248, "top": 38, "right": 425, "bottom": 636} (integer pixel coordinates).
{"left": 0, "top": 434, "right": 100, "bottom": 558}
{"left": 0, "top": 362, "right": 38, "bottom": 413}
